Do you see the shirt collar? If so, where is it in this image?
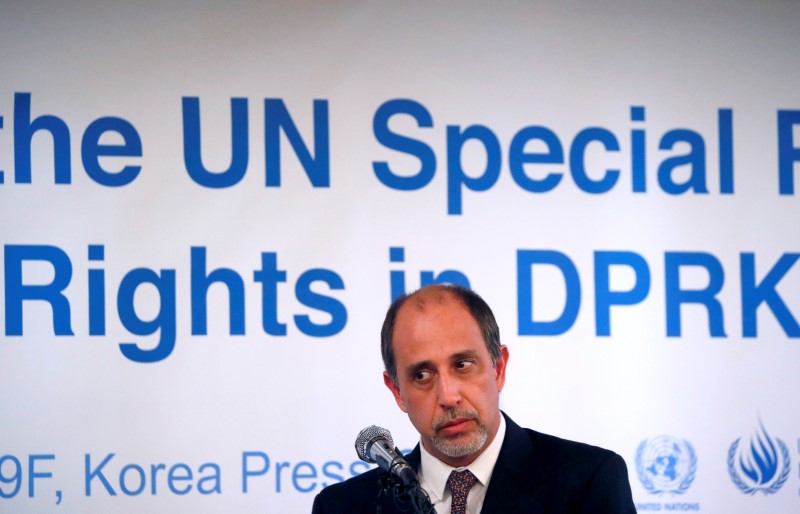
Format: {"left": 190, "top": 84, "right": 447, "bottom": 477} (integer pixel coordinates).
{"left": 418, "top": 414, "right": 506, "bottom": 502}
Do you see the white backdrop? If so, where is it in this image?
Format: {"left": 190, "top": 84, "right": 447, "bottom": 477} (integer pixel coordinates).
{"left": 1, "top": 1, "right": 799, "bottom": 512}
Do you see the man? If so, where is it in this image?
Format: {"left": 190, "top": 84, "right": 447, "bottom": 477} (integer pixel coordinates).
{"left": 313, "top": 284, "right": 636, "bottom": 513}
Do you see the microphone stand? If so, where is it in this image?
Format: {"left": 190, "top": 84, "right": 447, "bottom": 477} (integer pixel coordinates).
{"left": 377, "top": 471, "right": 435, "bottom": 514}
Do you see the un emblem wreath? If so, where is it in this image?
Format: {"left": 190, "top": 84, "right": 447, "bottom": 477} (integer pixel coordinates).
{"left": 727, "top": 437, "right": 791, "bottom": 495}
{"left": 635, "top": 436, "right": 697, "bottom": 495}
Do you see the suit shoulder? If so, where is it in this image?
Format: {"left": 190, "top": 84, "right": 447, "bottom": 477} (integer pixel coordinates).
{"left": 521, "top": 429, "right": 636, "bottom": 512}
{"left": 312, "top": 467, "right": 383, "bottom": 513}
{"left": 526, "top": 428, "right": 626, "bottom": 472}
{"left": 495, "top": 417, "right": 636, "bottom": 513}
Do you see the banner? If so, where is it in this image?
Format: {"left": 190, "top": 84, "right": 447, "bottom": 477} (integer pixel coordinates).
{"left": 1, "top": 1, "right": 799, "bottom": 512}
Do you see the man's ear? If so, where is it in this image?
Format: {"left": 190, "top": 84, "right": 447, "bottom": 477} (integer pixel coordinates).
{"left": 494, "top": 345, "right": 510, "bottom": 392}
{"left": 383, "top": 371, "right": 408, "bottom": 413}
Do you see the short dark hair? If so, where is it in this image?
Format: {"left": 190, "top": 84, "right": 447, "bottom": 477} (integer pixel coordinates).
{"left": 381, "top": 284, "right": 501, "bottom": 384}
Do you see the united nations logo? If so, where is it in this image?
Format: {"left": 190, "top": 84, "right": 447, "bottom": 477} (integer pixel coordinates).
{"left": 635, "top": 436, "right": 697, "bottom": 495}
{"left": 728, "top": 420, "right": 791, "bottom": 495}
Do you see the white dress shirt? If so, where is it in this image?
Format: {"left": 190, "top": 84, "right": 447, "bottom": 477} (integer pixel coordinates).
{"left": 417, "top": 415, "right": 506, "bottom": 514}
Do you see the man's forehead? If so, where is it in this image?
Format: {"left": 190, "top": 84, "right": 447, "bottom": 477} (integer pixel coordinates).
{"left": 394, "top": 289, "right": 480, "bottom": 341}
{"left": 400, "top": 286, "right": 461, "bottom": 314}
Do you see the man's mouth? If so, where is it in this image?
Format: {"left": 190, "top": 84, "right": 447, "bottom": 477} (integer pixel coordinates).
{"left": 437, "top": 418, "right": 474, "bottom": 436}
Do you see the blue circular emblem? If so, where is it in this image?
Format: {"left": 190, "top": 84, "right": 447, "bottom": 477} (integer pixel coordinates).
{"left": 635, "top": 436, "right": 697, "bottom": 495}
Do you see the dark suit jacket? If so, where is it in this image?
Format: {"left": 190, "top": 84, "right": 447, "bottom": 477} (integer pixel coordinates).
{"left": 312, "top": 413, "right": 636, "bottom": 513}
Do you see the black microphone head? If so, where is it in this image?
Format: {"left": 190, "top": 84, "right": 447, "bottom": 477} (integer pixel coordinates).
{"left": 355, "top": 425, "right": 393, "bottom": 463}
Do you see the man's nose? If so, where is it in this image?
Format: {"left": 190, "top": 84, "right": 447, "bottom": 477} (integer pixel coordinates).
{"left": 437, "top": 372, "right": 462, "bottom": 407}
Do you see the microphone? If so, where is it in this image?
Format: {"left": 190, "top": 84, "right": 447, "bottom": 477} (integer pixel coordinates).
{"left": 355, "top": 425, "right": 418, "bottom": 486}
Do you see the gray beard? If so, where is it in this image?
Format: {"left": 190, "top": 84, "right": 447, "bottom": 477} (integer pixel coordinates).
{"left": 430, "top": 408, "right": 489, "bottom": 458}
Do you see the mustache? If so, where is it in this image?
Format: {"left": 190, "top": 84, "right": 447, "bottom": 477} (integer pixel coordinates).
{"left": 432, "top": 408, "right": 481, "bottom": 432}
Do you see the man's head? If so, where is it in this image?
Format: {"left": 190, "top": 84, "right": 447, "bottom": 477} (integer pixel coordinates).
{"left": 381, "top": 284, "right": 509, "bottom": 467}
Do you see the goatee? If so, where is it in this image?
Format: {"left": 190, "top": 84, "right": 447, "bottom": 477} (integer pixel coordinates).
{"left": 431, "top": 408, "right": 488, "bottom": 458}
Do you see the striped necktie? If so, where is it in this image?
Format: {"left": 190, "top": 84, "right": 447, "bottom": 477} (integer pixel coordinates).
{"left": 447, "top": 469, "right": 477, "bottom": 514}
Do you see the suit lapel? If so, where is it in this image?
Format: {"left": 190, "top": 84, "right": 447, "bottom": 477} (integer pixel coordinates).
{"left": 481, "top": 413, "right": 553, "bottom": 514}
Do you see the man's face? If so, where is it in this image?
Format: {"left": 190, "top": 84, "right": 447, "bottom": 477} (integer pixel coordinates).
{"left": 383, "top": 293, "right": 509, "bottom": 467}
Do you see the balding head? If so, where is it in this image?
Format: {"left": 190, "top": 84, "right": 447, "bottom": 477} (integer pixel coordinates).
{"left": 381, "top": 284, "right": 501, "bottom": 384}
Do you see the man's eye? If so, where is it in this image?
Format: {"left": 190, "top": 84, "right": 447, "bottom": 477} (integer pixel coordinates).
{"left": 414, "top": 370, "right": 432, "bottom": 382}
{"left": 456, "top": 360, "right": 474, "bottom": 370}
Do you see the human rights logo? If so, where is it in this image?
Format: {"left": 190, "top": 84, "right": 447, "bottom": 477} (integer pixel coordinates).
{"left": 728, "top": 419, "right": 791, "bottom": 495}
{"left": 635, "top": 436, "right": 697, "bottom": 494}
